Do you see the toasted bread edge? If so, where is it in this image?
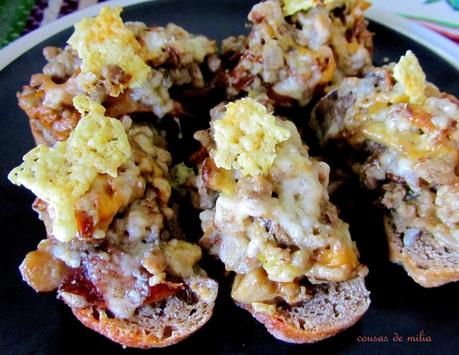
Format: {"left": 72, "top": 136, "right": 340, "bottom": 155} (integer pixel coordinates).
{"left": 384, "top": 217, "right": 459, "bottom": 287}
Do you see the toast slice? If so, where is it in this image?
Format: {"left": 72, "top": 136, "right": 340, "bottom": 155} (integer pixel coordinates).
{"left": 13, "top": 96, "right": 218, "bottom": 348}
{"left": 192, "top": 98, "right": 370, "bottom": 343}
{"left": 12, "top": 6, "right": 223, "bottom": 348}
{"left": 385, "top": 217, "right": 459, "bottom": 288}
{"left": 311, "top": 52, "right": 459, "bottom": 287}
{"left": 238, "top": 276, "right": 369, "bottom": 343}
{"left": 17, "top": 6, "right": 219, "bottom": 146}
{"left": 68, "top": 275, "right": 217, "bottom": 348}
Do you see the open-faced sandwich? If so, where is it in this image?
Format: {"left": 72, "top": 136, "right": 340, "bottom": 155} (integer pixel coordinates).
{"left": 221, "top": 0, "right": 373, "bottom": 107}
{"left": 17, "top": 6, "right": 220, "bottom": 146}
{"left": 190, "top": 98, "right": 370, "bottom": 343}
{"left": 9, "top": 6, "right": 219, "bottom": 348}
{"left": 312, "top": 51, "right": 459, "bottom": 287}
{"left": 9, "top": 95, "right": 217, "bottom": 348}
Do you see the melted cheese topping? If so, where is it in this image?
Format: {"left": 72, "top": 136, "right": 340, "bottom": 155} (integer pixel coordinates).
{"left": 361, "top": 121, "right": 454, "bottom": 160}
{"left": 393, "top": 50, "right": 426, "bottom": 104}
{"left": 211, "top": 98, "right": 291, "bottom": 177}
{"left": 282, "top": 0, "right": 342, "bottom": 16}
{"left": 8, "top": 96, "right": 130, "bottom": 242}
{"left": 337, "top": 52, "right": 454, "bottom": 164}
{"left": 204, "top": 105, "right": 361, "bottom": 290}
{"left": 67, "top": 6, "right": 150, "bottom": 95}
{"left": 164, "top": 239, "right": 202, "bottom": 277}
{"left": 213, "top": 121, "right": 333, "bottom": 252}
{"left": 320, "top": 57, "right": 459, "bottom": 253}
{"left": 142, "top": 24, "right": 215, "bottom": 64}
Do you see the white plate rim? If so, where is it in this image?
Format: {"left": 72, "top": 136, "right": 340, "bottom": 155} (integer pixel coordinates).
{"left": 0, "top": 0, "right": 458, "bottom": 72}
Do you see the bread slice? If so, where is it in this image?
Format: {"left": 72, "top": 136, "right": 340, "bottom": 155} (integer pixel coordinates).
{"left": 64, "top": 275, "right": 218, "bottom": 348}
{"left": 238, "top": 276, "right": 369, "bottom": 343}
{"left": 21, "top": 116, "right": 219, "bottom": 347}
{"left": 384, "top": 217, "right": 459, "bottom": 288}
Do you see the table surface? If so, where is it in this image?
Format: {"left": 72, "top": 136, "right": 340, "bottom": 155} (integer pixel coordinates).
{"left": 0, "top": 0, "right": 458, "bottom": 49}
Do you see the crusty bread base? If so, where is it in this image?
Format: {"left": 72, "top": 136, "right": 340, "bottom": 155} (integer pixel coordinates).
{"left": 238, "top": 276, "right": 370, "bottom": 343}
{"left": 385, "top": 217, "right": 459, "bottom": 288}
{"left": 26, "top": 101, "right": 220, "bottom": 348}
{"left": 67, "top": 276, "right": 218, "bottom": 348}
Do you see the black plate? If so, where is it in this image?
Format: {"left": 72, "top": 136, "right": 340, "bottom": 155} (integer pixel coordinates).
{"left": 1, "top": 1, "right": 458, "bottom": 354}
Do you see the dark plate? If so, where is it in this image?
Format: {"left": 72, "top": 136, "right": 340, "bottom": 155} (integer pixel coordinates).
{"left": 0, "top": 1, "right": 458, "bottom": 354}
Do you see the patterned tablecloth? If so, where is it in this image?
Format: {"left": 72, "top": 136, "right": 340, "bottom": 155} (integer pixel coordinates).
{"left": 0, "top": 0, "right": 458, "bottom": 48}
{"left": 0, "top": 0, "right": 106, "bottom": 47}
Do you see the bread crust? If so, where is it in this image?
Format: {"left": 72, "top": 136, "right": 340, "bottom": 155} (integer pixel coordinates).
{"left": 239, "top": 304, "right": 363, "bottom": 343}
{"left": 68, "top": 276, "right": 218, "bottom": 348}
{"left": 385, "top": 217, "right": 459, "bottom": 288}
{"left": 238, "top": 276, "right": 370, "bottom": 343}
{"left": 27, "top": 109, "right": 219, "bottom": 348}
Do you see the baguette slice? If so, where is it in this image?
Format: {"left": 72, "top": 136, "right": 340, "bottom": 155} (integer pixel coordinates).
{"left": 14, "top": 96, "right": 219, "bottom": 348}
{"left": 310, "top": 76, "right": 459, "bottom": 287}
{"left": 65, "top": 275, "right": 217, "bottom": 348}
{"left": 194, "top": 98, "right": 370, "bottom": 343}
{"left": 384, "top": 217, "right": 459, "bottom": 288}
{"left": 237, "top": 276, "right": 369, "bottom": 343}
